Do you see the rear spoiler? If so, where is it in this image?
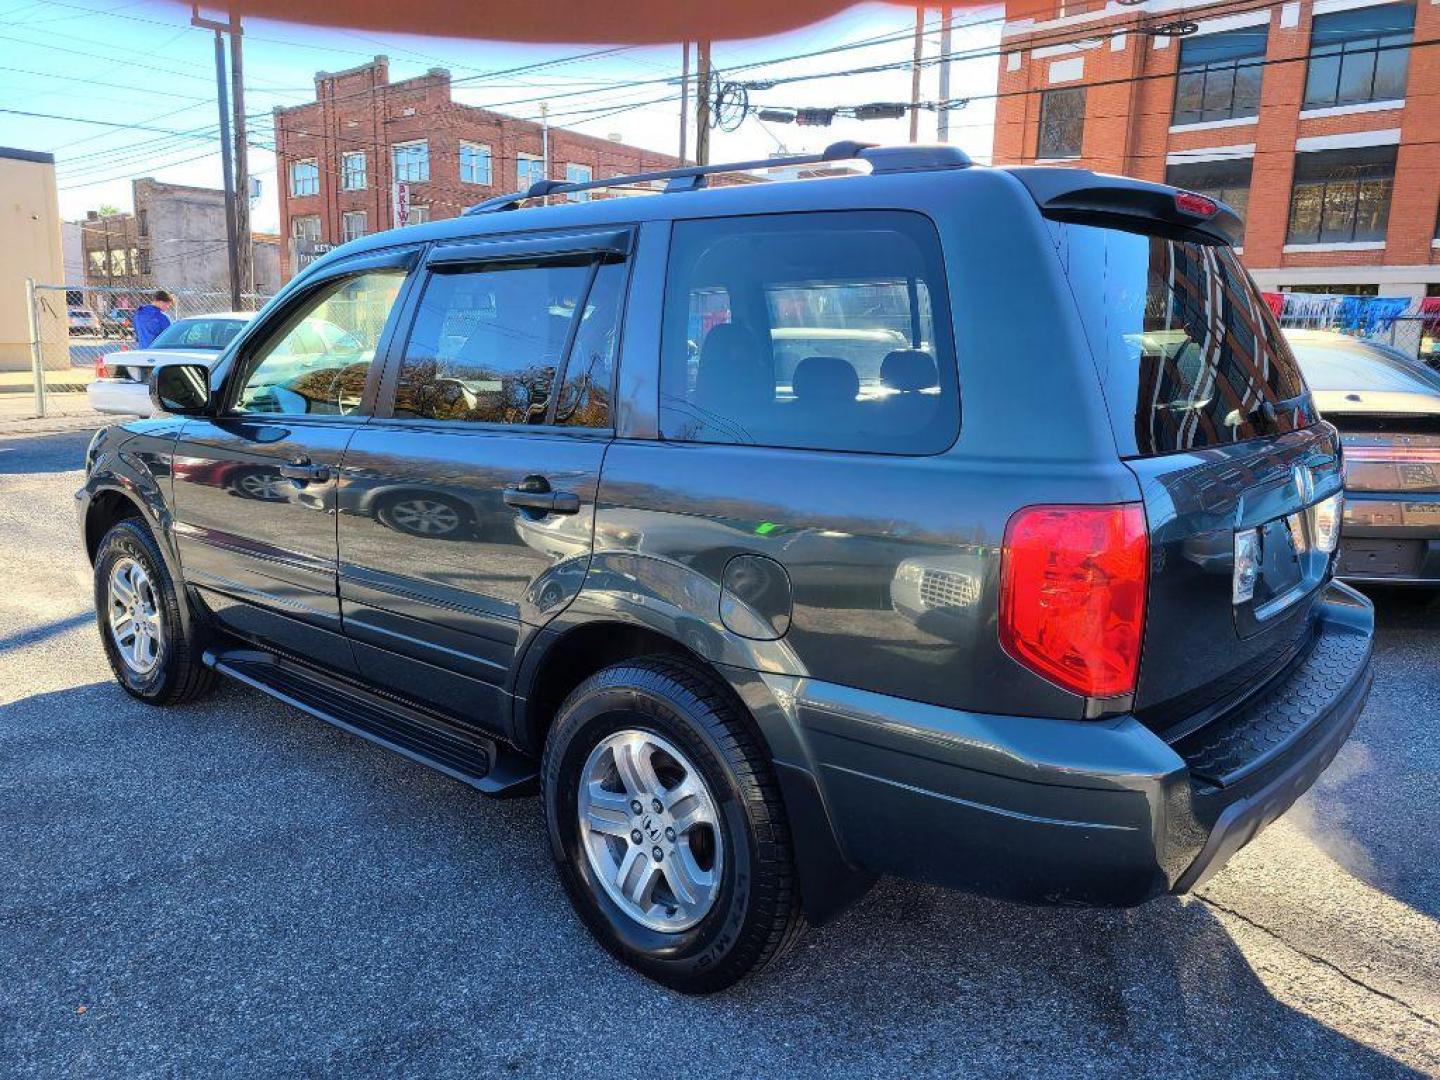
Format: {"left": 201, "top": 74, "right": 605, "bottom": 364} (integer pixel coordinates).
{"left": 1006, "top": 167, "right": 1244, "bottom": 247}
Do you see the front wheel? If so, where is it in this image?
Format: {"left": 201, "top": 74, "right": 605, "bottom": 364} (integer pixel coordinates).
{"left": 93, "top": 518, "right": 216, "bottom": 705}
{"left": 542, "top": 657, "right": 804, "bottom": 993}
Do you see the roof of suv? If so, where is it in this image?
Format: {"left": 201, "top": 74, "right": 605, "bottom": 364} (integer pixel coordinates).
{"left": 305, "top": 142, "right": 1243, "bottom": 281}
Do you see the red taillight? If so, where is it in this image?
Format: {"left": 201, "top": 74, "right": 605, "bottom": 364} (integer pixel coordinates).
{"left": 1175, "top": 190, "right": 1219, "bottom": 218}
{"left": 999, "top": 503, "right": 1148, "bottom": 699}
{"left": 95, "top": 356, "right": 109, "bottom": 379}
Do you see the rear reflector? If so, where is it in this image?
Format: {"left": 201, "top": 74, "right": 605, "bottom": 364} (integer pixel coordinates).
{"left": 1000, "top": 504, "right": 1148, "bottom": 699}
{"left": 1175, "top": 190, "right": 1219, "bottom": 218}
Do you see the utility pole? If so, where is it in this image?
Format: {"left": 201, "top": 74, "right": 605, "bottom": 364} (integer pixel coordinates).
{"left": 937, "top": 7, "right": 953, "bottom": 142}
{"left": 541, "top": 101, "right": 551, "bottom": 181}
{"left": 230, "top": 11, "right": 252, "bottom": 299}
{"left": 908, "top": 7, "right": 925, "bottom": 143}
{"left": 695, "top": 40, "right": 711, "bottom": 166}
{"left": 192, "top": 6, "right": 241, "bottom": 310}
{"left": 679, "top": 41, "right": 690, "bottom": 164}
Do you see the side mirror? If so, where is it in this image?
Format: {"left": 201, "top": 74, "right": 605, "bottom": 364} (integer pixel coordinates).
{"left": 150, "top": 362, "right": 213, "bottom": 416}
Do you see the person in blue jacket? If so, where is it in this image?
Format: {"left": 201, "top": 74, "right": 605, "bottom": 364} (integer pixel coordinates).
{"left": 132, "top": 290, "right": 174, "bottom": 349}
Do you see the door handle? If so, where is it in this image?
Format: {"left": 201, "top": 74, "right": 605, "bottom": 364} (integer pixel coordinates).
{"left": 278, "top": 458, "right": 331, "bottom": 484}
{"left": 503, "top": 478, "right": 582, "bottom": 515}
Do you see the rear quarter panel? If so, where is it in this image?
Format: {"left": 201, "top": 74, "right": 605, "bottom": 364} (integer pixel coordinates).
{"left": 565, "top": 170, "right": 1142, "bottom": 720}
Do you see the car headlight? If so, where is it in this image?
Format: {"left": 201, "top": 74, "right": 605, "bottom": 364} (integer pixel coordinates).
{"left": 1310, "top": 492, "right": 1343, "bottom": 554}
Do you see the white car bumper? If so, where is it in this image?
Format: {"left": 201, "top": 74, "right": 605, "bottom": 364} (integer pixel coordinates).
{"left": 87, "top": 378, "right": 152, "bottom": 417}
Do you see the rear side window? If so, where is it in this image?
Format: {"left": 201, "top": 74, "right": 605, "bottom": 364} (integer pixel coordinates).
{"left": 394, "top": 256, "right": 622, "bottom": 427}
{"left": 658, "top": 211, "right": 959, "bottom": 454}
{"left": 1054, "top": 222, "right": 1317, "bottom": 457}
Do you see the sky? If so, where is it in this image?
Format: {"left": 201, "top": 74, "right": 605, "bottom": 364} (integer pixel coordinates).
{"left": 0, "top": 1, "right": 1004, "bottom": 234}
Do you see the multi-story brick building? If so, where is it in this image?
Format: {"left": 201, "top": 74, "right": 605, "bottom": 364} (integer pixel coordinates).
{"left": 272, "top": 57, "right": 679, "bottom": 280}
{"left": 993, "top": 0, "right": 1440, "bottom": 305}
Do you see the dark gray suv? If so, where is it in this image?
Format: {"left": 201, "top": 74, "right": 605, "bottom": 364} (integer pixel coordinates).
{"left": 77, "top": 142, "right": 1375, "bottom": 992}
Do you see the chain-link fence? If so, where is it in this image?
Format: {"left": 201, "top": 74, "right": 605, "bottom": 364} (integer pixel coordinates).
{"left": 7, "top": 282, "right": 271, "bottom": 421}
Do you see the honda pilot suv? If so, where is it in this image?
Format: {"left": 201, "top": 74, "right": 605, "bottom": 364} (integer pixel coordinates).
{"left": 77, "top": 143, "right": 1375, "bottom": 992}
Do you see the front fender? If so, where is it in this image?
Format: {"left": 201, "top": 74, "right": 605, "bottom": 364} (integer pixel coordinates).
{"left": 78, "top": 419, "right": 195, "bottom": 633}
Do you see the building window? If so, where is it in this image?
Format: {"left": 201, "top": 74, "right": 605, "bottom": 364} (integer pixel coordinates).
{"left": 88, "top": 250, "right": 107, "bottom": 276}
{"left": 1166, "top": 157, "right": 1254, "bottom": 223}
{"left": 1303, "top": 3, "right": 1413, "bottom": 110}
{"left": 289, "top": 159, "right": 319, "bottom": 197}
{"left": 137, "top": 249, "right": 151, "bottom": 275}
{"left": 1037, "top": 87, "right": 1085, "bottom": 160}
{"left": 291, "top": 214, "right": 321, "bottom": 244}
{"left": 516, "top": 153, "right": 546, "bottom": 190}
{"left": 1172, "top": 25, "right": 1268, "bottom": 125}
{"left": 137, "top": 209, "right": 148, "bottom": 237}
{"left": 392, "top": 140, "right": 429, "bottom": 183}
{"left": 1286, "top": 145, "right": 1396, "bottom": 245}
{"left": 565, "top": 163, "right": 592, "bottom": 202}
{"left": 341, "top": 151, "right": 367, "bottom": 190}
{"left": 459, "top": 142, "right": 492, "bottom": 185}
{"left": 109, "top": 249, "right": 127, "bottom": 276}
{"left": 341, "top": 211, "right": 368, "bottom": 243}
{"left": 407, "top": 205, "right": 430, "bottom": 225}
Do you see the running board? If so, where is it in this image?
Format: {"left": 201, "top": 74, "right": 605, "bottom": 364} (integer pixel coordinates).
{"left": 203, "top": 647, "right": 538, "bottom": 798}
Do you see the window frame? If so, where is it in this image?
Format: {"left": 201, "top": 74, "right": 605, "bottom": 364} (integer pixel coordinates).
{"left": 459, "top": 141, "right": 493, "bottom": 186}
{"left": 341, "top": 210, "right": 368, "bottom": 244}
{"left": 392, "top": 139, "right": 430, "bottom": 183}
{"left": 565, "top": 163, "right": 593, "bottom": 202}
{"left": 516, "top": 153, "right": 546, "bottom": 191}
{"left": 289, "top": 158, "right": 320, "bottom": 197}
{"left": 372, "top": 227, "right": 638, "bottom": 435}
{"left": 216, "top": 247, "right": 423, "bottom": 423}
{"left": 1285, "top": 144, "right": 1396, "bottom": 246}
{"left": 1172, "top": 26, "right": 1268, "bottom": 126}
{"left": 1302, "top": 4, "right": 1414, "bottom": 110}
{"left": 340, "top": 150, "right": 368, "bottom": 191}
{"left": 655, "top": 208, "right": 962, "bottom": 457}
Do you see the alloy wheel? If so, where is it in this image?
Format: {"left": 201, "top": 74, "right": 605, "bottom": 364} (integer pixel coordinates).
{"left": 108, "top": 557, "right": 163, "bottom": 675}
{"left": 577, "top": 729, "right": 724, "bottom": 932}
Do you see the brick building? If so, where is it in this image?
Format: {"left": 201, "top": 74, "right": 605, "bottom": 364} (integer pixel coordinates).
{"left": 993, "top": 0, "right": 1440, "bottom": 304}
{"left": 272, "top": 57, "right": 679, "bottom": 280}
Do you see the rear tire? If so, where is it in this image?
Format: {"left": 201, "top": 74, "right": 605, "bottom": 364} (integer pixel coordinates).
{"left": 93, "top": 518, "right": 216, "bottom": 706}
{"left": 542, "top": 656, "right": 805, "bottom": 993}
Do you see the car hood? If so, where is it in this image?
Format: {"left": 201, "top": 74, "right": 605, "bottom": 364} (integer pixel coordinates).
{"left": 1312, "top": 388, "right": 1440, "bottom": 417}
{"left": 101, "top": 348, "right": 222, "bottom": 367}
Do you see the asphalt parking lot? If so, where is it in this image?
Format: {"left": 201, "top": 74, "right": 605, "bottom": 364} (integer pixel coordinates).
{"left": 2, "top": 427, "right": 1437, "bottom": 1078}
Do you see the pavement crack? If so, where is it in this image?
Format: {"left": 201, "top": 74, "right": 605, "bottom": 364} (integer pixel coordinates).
{"left": 1196, "top": 894, "right": 1440, "bottom": 1032}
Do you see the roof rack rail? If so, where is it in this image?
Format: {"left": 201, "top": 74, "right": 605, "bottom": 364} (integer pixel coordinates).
{"left": 462, "top": 141, "right": 971, "bottom": 215}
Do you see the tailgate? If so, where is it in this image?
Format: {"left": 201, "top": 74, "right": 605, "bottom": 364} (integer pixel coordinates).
{"left": 1047, "top": 215, "right": 1338, "bottom": 733}
{"left": 1126, "top": 427, "right": 1342, "bottom": 733}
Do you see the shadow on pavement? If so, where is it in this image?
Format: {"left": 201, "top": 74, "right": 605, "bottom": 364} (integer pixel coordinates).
{"left": 0, "top": 679, "right": 1427, "bottom": 1077}
{"left": 0, "top": 430, "right": 96, "bottom": 476}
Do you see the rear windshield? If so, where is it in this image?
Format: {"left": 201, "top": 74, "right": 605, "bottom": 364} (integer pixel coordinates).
{"left": 1288, "top": 338, "right": 1440, "bottom": 395}
{"left": 1053, "top": 222, "right": 1317, "bottom": 457}
{"left": 150, "top": 318, "right": 247, "bottom": 351}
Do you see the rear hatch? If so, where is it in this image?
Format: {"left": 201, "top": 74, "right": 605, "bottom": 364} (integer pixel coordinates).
{"left": 1044, "top": 204, "right": 1340, "bottom": 737}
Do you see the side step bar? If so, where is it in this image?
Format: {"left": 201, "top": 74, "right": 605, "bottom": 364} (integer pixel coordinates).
{"left": 203, "top": 647, "right": 538, "bottom": 798}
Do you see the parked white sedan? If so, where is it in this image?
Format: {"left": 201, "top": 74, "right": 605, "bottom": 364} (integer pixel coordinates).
{"left": 88, "top": 312, "right": 257, "bottom": 417}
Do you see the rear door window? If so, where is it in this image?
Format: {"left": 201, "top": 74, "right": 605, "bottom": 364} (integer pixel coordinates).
{"left": 1054, "top": 222, "right": 1317, "bottom": 457}
{"left": 659, "top": 211, "right": 959, "bottom": 454}
{"left": 393, "top": 256, "right": 623, "bottom": 427}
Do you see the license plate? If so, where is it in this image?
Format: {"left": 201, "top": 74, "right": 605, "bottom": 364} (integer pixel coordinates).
{"left": 1402, "top": 502, "right": 1440, "bottom": 526}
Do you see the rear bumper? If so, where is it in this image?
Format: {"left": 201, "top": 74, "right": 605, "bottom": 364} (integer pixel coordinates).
{"left": 771, "top": 580, "right": 1373, "bottom": 908}
{"left": 1338, "top": 493, "right": 1440, "bottom": 583}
